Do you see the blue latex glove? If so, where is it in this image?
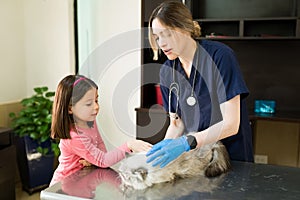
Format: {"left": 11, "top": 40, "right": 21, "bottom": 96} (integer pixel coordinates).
{"left": 146, "top": 136, "right": 190, "bottom": 168}
{"left": 146, "top": 139, "right": 172, "bottom": 156}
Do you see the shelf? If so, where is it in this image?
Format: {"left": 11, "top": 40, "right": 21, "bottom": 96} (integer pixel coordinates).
{"left": 195, "top": 17, "right": 300, "bottom": 39}
{"left": 243, "top": 17, "right": 298, "bottom": 37}
{"left": 249, "top": 111, "right": 300, "bottom": 123}
{"left": 190, "top": 0, "right": 299, "bottom": 19}
{"left": 197, "top": 20, "right": 240, "bottom": 37}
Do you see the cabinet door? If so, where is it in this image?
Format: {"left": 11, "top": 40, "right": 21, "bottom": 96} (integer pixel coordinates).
{"left": 136, "top": 108, "right": 169, "bottom": 144}
{"left": 254, "top": 120, "right": 299, "bottom": 167}
{"left": 0, "top": 145, "right": 16, "bottom": 200}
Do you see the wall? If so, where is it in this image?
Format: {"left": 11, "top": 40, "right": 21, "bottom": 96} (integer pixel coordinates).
{"left": 23, "top": 0, "right": 75, "bottom": 94}
{"left": 0, "top": 0, "right": 75, "bottom": 127}
{"left": 77, "top": 0, "right": 142, "bottom": 149}
{"left": 0, "top": 0, "right": 26, "bottom": 103}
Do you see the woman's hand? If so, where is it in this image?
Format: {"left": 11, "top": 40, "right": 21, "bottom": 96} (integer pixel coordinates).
{"left": 146, "top": 136, "right": 190, "bottom": 168}
{"left": 127, "top": 139, "right": 152, "bottom": 153}
{"left": 79, "top": 159, "right": 92, "bottom": 167}
{"left": 146, "top": 139, "right": 172, "bottom": 156}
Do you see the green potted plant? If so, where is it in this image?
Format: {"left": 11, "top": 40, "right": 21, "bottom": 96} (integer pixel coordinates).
{"left": 9, "top": 86, "right": 59, "bottom": 194}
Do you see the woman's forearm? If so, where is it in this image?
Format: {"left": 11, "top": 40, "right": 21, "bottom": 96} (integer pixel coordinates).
{"left": 194, "top": 95, "right": 241, "bottom": 147}
{"left": 164, "top": 113, "right": 185, "bottom": 139}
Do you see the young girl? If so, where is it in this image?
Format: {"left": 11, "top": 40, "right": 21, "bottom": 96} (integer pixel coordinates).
{"left": 50, "top": 75, "right": 152, "bottom": 186}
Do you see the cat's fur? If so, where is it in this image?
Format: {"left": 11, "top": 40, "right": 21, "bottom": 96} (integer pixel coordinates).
{"left": 118, "top": 141, "right": 231, "bottom": 190}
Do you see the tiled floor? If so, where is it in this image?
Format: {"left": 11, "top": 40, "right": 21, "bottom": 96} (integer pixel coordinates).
{"left": 15, "top": 182, "right": 40, "bottom": 200}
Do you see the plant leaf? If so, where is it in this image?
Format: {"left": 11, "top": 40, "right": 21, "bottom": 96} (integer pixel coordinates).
{"left": 10, "top": 86, "right": 58, "bottom": 156}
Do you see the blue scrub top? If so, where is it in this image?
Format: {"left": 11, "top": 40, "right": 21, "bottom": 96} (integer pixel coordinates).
{"left": 159, "top": 40, "right": 254, "bottom": 162}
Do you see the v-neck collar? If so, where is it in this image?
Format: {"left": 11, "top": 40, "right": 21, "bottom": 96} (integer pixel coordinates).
{"left": 174, "top": 43, "right": 200, "bottom": 85}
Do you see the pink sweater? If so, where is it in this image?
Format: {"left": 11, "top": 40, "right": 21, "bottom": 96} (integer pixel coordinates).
{"left": 50, "top": 122, "right": 130, "bottom": 186}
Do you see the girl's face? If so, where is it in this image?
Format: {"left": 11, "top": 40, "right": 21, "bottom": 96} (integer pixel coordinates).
{"left": 70, "top": 87, "right": 99, "bottom": 128}
{"left": 151, "top": 18, "right": 189, "bottom": 60}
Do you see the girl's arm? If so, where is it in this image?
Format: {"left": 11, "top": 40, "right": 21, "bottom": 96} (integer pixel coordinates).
{"left": 71, "top": 135, "right": 152, "bottom": 168}
{"left": 70, "top": 134, "right": 131, "bottom": 168}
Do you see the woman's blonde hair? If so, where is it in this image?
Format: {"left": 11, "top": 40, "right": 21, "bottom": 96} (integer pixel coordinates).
{"left": 148, "top": 1, "right": 201, "bottom": 60}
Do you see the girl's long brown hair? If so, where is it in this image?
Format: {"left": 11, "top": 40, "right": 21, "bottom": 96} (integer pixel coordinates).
{"left": 51, "top": 75, "right": 98, "bottom": 139}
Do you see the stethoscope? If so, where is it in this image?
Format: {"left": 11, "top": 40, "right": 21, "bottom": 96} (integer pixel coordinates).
{"left": 168, "top": 53, "right": 198, "bottom": 119}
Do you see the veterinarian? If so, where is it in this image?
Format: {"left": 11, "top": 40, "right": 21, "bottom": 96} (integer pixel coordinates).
{"left": 146, "top": 1, "right": 254, "bottom": 168}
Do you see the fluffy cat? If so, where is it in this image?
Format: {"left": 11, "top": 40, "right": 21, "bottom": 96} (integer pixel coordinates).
{"left": 118, "top": 141, "right": 230, "bottom": 190}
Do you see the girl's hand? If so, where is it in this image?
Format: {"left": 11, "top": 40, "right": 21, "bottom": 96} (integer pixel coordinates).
{"left": 79, "top": 159, "right": 92, "bottom": 167}
{"left": 127, "top": 139, "right": 152, "bottom": 153}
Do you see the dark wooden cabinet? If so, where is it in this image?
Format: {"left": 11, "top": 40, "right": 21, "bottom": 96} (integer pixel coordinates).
{"left": 138, "top": 0, "right": 171, "bottom": 144}
{"left": 0, "top": 127, "right": 16, "bottom": 200}
{"left": 136, "top": 108, "right": 169, "bottom": 144}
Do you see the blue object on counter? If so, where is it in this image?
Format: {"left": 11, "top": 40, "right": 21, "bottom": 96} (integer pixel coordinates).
{"left": 254, "top": 100, "right": 276, "bottom": 114}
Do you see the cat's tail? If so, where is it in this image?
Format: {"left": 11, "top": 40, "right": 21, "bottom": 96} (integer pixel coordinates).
{"left": 205, "top": 142, "right": 231, "bottom": 177}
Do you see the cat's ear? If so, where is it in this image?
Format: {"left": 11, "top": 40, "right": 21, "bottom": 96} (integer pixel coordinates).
{"left": 134, "top": 167, "right": 148, "bottom": 181}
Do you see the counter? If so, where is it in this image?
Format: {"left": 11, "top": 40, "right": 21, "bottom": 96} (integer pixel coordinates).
{"left": 40, "top": 161, "right": 300, "bottom": 200}
{"left": 249, "top": 111, "right": 300, "bottom": 123}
